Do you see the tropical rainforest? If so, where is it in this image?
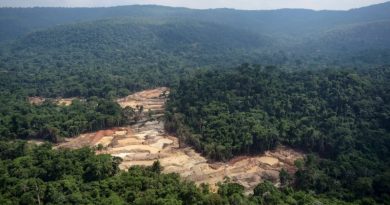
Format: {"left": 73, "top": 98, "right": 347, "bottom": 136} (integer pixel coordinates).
{"left": 0, "top": 1, "right": 389, "bottom": 205}
{"left": 0, "top": 140, "right": 366, "bottom": 205}
{"left": 165, "top": 65, "right": 390, "bottom": 204}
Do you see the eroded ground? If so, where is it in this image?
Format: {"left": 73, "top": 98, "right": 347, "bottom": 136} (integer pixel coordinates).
{"left": 56, "top": 87, "right": 303, "bottom": 192}
{"left": 28, "top": 96, "right": 81, "bottom": 106}
{"left": 117, "top": 87, "right": 169, "bottom": 111}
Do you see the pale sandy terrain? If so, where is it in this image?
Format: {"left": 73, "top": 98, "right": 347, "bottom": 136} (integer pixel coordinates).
{"left": 117, "top": 87, "right": 169, "bottom": 111}
{"left": 28, "top": 97, "right": 46, "bottom": 105}
{"left": 56, "top": 87, "right": 304, "bottom": 193}
{"left": 28, "top": 96, "right": 81, "bottom": 106}
{"left": 56, "top": 98, "right": 77, "bottom": 106}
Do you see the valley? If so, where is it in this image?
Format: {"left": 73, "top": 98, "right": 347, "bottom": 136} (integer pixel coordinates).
{"left": 56, "top": 87, "right": 303, "bottom": 192}
{"left": 1, "top": 2, "right": 389, "bottom": 204}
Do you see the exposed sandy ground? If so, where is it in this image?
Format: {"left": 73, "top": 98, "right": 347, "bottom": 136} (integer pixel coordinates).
{"left": 56, "top": 98, "right": 76, "bottom": 106}
{"left": 28, "top": 97, "right": 46, "bottom": 105}
{"left": 117, "top": 87, "right": 169, "bottom": 111}
{"left": 56, "top": 87, "right": 304, "bottom": 193}
{"left": 29, "top": 87, "right": 169, "bottom": 107}
{"left": 27, "top": 139, "right": 46, "bottom": 145}
{"left": 28, "top": 97, "right": 81, "bottom": 106}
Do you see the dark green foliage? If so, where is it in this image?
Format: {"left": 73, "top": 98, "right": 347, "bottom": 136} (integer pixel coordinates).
{"left": 299, "top": 20, "right": 390, "bottom": 65}
{"left": 0, "top": 18, "right": 271, "bottom": 98}
{"left": 0, "top": 3, "right": 389, "bottom": 204}
{"left": 0, "top": 141, "right": 357, "bottom": 205}
{"left": 1, "top": 3, "right": 390, "bottom": 100}
{"left": 150, "top": 160, "right": 162, "bottom": 174}
{"left": 1, "top": 2, "right": 390, "bottom": 42}
{"left": 251, "top": 181, "right": 353, "bottom": 205}
{"left": 0, "top": 141, "right": 203, "bottom": 204}
{"left": 1, "top": 3, "right": 390, "bottom": 67}
{"left": 166, "top": 64, "right": 390, "bottom": 203}
{"left": 279, "top": 169, "right": 292, "bottom": 186}
{"left": 0, "top": 95, "right": 134, "bottom": 141}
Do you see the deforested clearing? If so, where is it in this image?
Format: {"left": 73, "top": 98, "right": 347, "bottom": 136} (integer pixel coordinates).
{"left": 57, "top": 87, "right": 304, "bottom": 192}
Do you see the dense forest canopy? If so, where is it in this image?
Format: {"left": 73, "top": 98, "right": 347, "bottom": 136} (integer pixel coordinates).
{"left": 165, "top": 65, "right": 390, "bottom": 203}
{"left": 0, "top": 140, "right": 362, "bottom": 204}
{"left": 0, "top": 94, "right": 139, "bottom": 142}
{"left": 0, "top": 3, "right": 389, "bottom": 98}
{"left": 1, "top": 2, "right": 390, "bottom": 41}
{"left": 0, "top": 18, "right": 273, "bottom": 98}
{"left": 0, "top": 2, "right": 389, "bottom": 205}
{"left": 166, "top": 65, "right": 390, "bottom": 160}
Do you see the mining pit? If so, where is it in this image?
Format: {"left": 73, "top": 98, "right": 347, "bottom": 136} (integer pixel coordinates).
{"left": 56, "top": 87, "right": 304, "bottom": 193}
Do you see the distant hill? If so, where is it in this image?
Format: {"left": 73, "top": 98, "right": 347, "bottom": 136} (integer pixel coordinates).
{"left": 0, "top": 4, "right": 389, "bottom": 205}
{"left": 6, "top": 17, "right": 271, "bottom": 68}
{"left": 294, "top": 20, "right": 390, "bottom": 65}
{"left": 0, "top": 6, "right": 187, "bottom": 42}
{"left": 0, "top": 2, "right": 390, "bottom": 97}
{"left": 0, "top": 18, "right": 273, "bottom": 97}
{"left": 1, "top": 2, "right": 390, "bottom": 42}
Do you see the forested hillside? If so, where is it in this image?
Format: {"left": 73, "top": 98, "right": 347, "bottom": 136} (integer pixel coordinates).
{"left": 0, "top": 95, "right": 138, "bottom": 142}
{"left": 1, "top": 9, "right": 390, "bottom": 98}
{"left": 166, "top": 65, "right": 390, "bottom": 204}
{"left": 0, "top": 2, "right": 389, "bottom": 205}
{"left": 0, "top": 18, "right": 272, "bottom": 98}
{"left": 1, "top": 2, "right": 390, "bottom": 41}
{"left": 0, "top": 140, "right": 359, "bottom": 204}
{"left": 1, "top": 2, "right": 390, "bottom": 74}
{"left": 298, "top": 20, "right": 390, "bottom": 64}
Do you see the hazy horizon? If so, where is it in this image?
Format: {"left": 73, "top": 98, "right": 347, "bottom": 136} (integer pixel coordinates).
{"left": 1, "top": 0, "right": 389, "bottom": 10}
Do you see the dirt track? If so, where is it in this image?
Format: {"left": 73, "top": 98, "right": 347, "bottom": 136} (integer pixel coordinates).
{"left": 56, "top": 87, "right": 303, "bottom": 192}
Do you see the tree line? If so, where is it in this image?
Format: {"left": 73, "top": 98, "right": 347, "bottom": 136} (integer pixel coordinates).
{"left": 0, "top": 140, "right": 357, "bottom": 205}
{"left": 165, "top": 64, "right": 390, "bottom": 204}
{"left": 0, "top": 94, "right": 138, "bottom": 142}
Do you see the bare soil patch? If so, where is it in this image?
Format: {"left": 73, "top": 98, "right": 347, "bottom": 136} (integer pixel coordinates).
{"left": 28, "top": 97, "right": 45, "bottom": 105}
{"left": 56, "top": 87, "right": 304, "bottom": 193}
{"left": 28, "top": 96, "right": 82, "bottom": 106}
{"left": 117, "top": 87, "right": 169, "bottom": 110}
